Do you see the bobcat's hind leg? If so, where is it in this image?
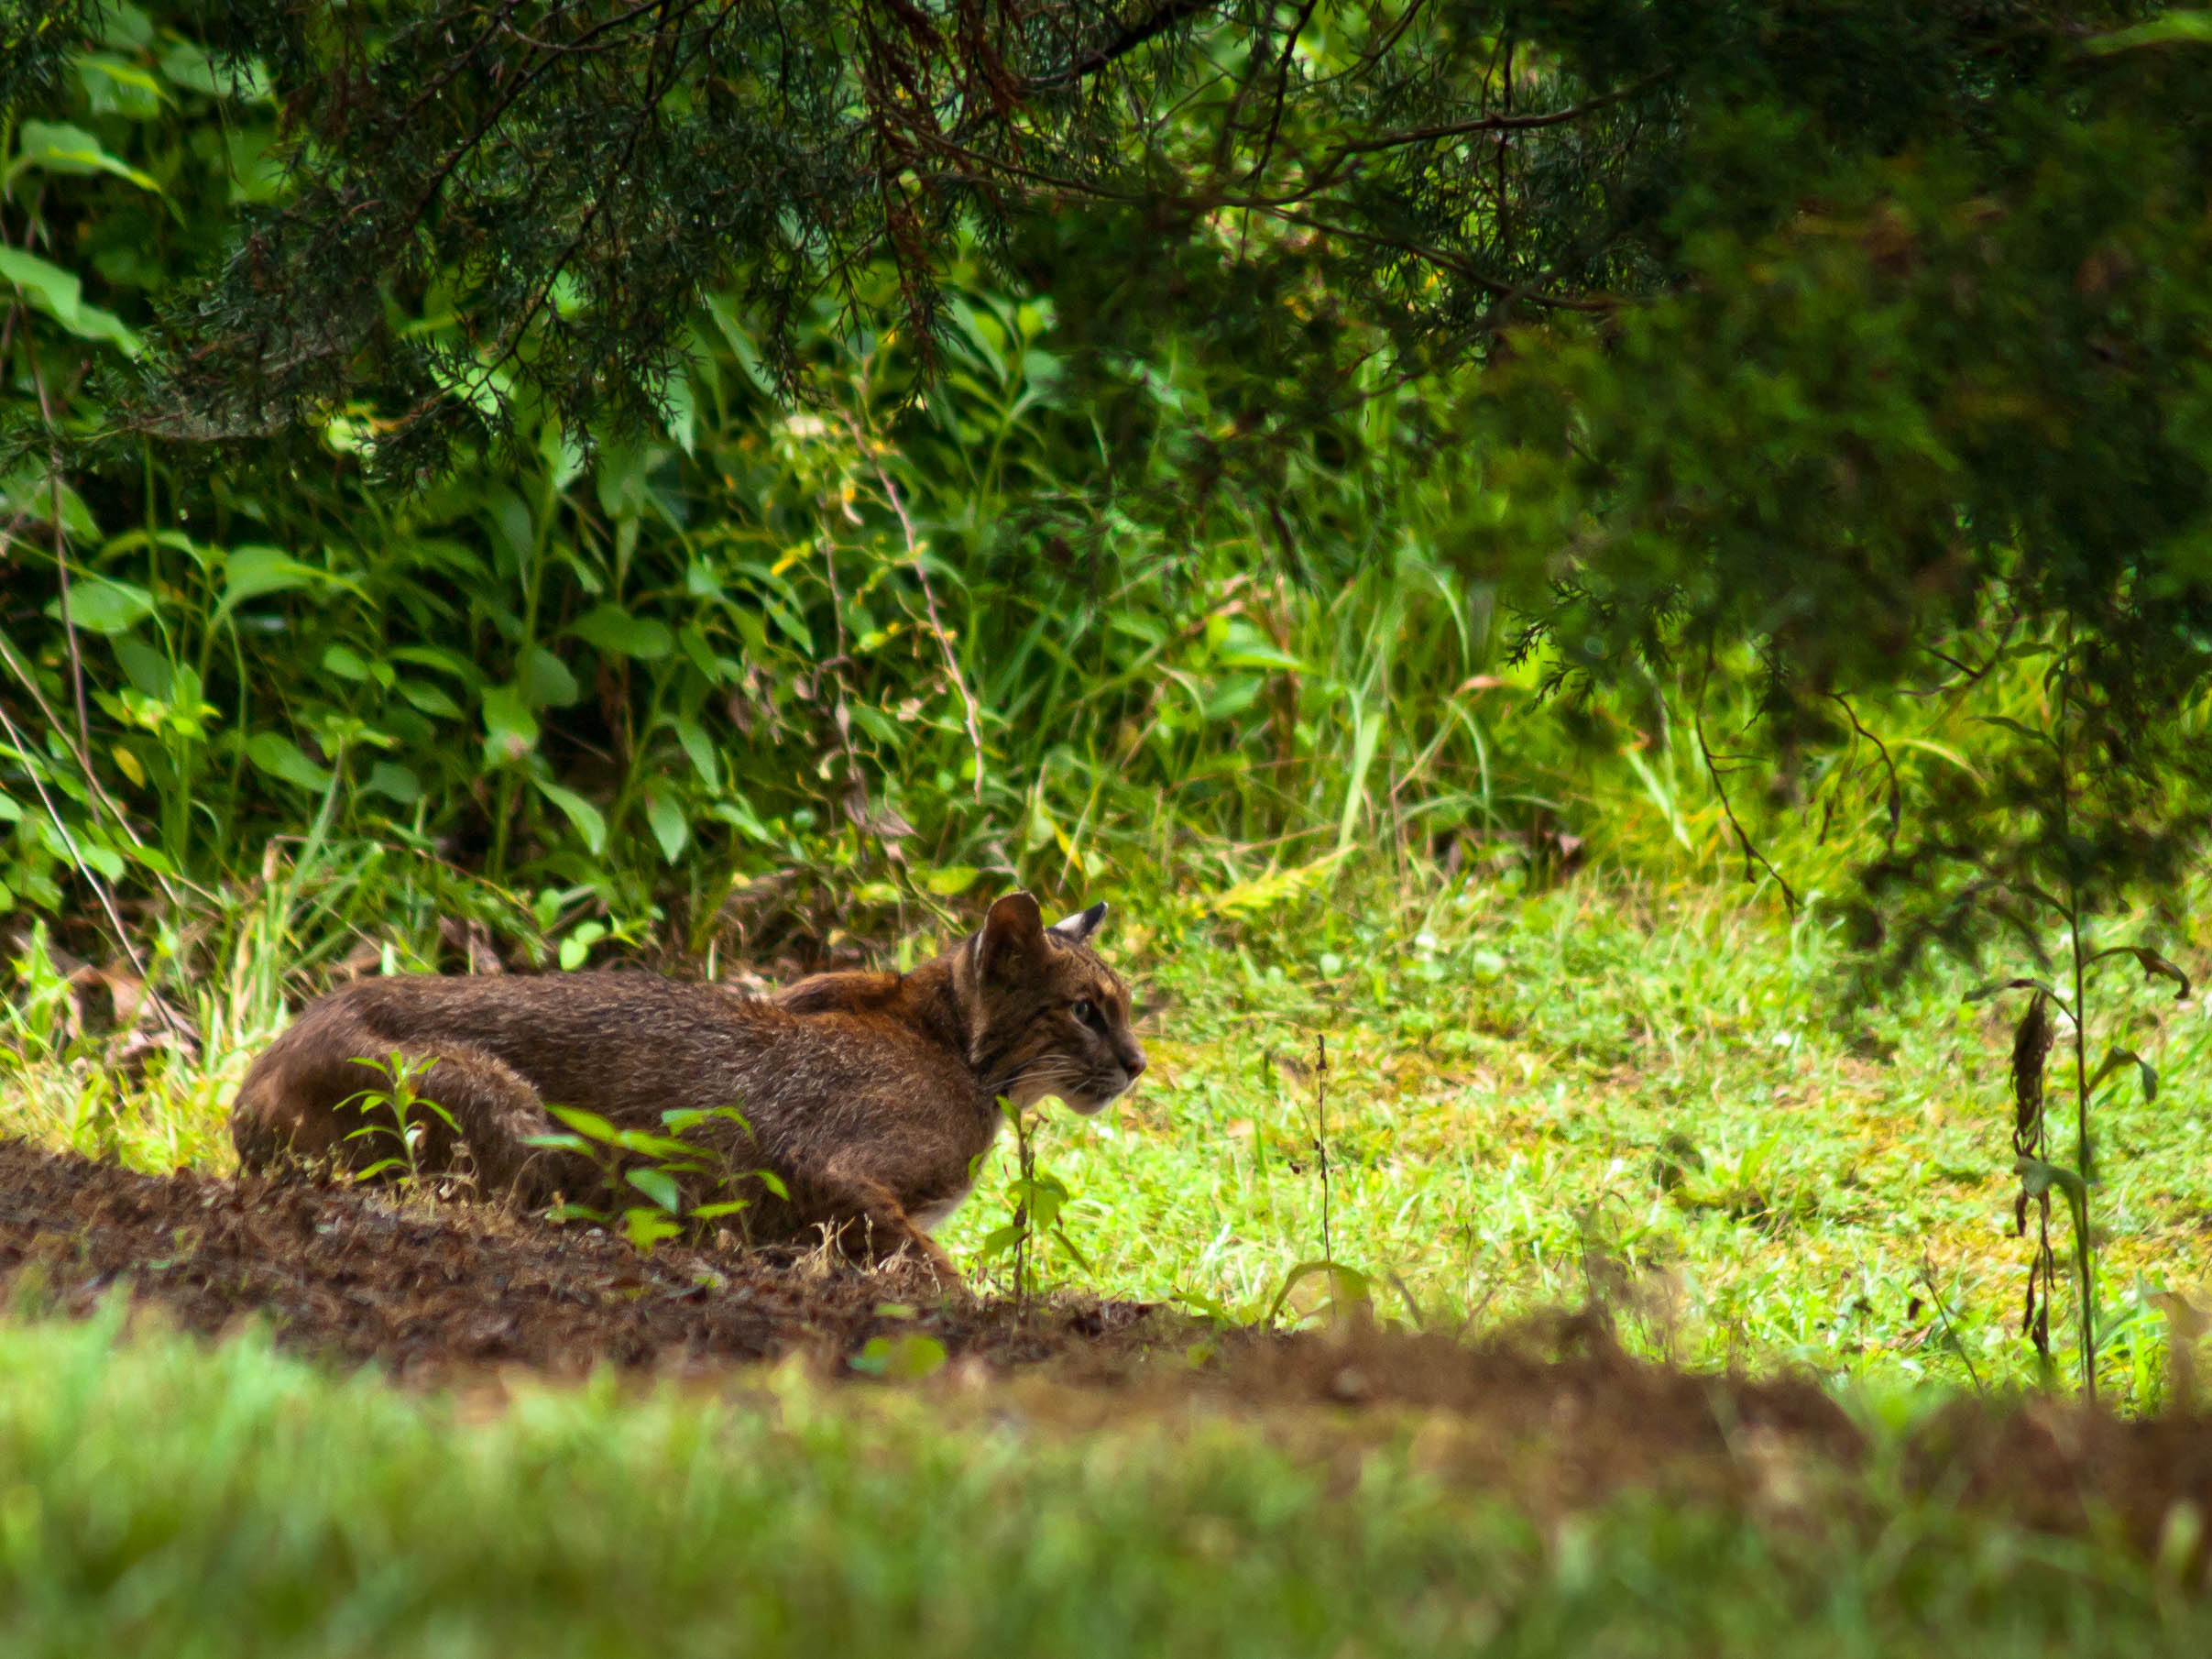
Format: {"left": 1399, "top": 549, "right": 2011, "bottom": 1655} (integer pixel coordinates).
{"left": 237, "top": 1038, "right": 587, "bottom": 1208}
{"left": 385, "top": 1042, "right": 592, "bottom": 1207}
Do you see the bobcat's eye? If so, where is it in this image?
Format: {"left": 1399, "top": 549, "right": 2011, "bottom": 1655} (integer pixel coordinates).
{"left": 1070, "top": 998, "right": 1099, "bottom": 1028}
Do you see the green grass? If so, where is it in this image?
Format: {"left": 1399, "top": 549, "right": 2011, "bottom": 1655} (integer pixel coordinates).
{"left": 937, "top": 863, "right": 2212, "bottom": 1405}
{"left": 0, "top": 1303, "right": 2205, "bottom": 1658}
{"left": 9, "top": 852, "right": 2209, "bottom": 1406}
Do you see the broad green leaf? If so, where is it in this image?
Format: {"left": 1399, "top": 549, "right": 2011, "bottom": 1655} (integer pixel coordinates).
{"left": 644, "top": 790, "right": 688, "bottom": 863}
{"left": 625, "top": 1167, "right": 684, "bottom": 1214}
{"left": 706, "top": 294, "right": 772, "bottom": 392}
{"left": 534, "top": 779, "right": 607, "bottom": 854}
{"left": 922, "top": 864, "right": 980, "bottom": 896}
{"left": 558, "top": 921, "right": 607, "bottom": 971}
{"left": 761, "top": 594, "right": 812, "bottom": 654}
{"left": 390, "top": 645, "right": 483, "bottom": 685}
{"left": 159, "top": 43, "right": 270, "bottom": 100}
{"left": 47, "top": 577, "right": 154, "bottom": 635}
{"left": 481, "top": 686, "right": 538, "bottom": 760}
{"left": 521, "top": 1132, "right": 594, "bottom": 1156}
{"left": 72, "top": 834, "right": 126, "bottom": 882}
{"left": 244, "top": 731, "right": 333, "bottom": 793}
{"left": 610, "top": 1128, "right": 701, "bottom": 1160}
{"left": 75, "top": 53, "right": 166, "bottom": 119}
{"left": 676, "top": 623, "right": 726, "bottom": 682}
{"left": 621, "top": 1208, "right": 683, "bottom": 1252}
{"left": 0, "top": 247, "right": 142, "bottom": 354}
{"left": 220, "top": 545, "right": 344, "bottom": 610}
{"left": 10, "top": 121, "right": 162, "bottom": 192}
{"left": 571, "top": 603, "right": 673, "bottom": 660}
{"left": 2, "top": 467, "right": 99, "bottom": 538}
{"left": 363, "top": 762, "right": 421, "bottom": 805}
{"left": 846, "top": 702, "right": 904, "bottom": 747}
{"left": 709, "top": 795, "right": 772, "bottom": 844}
{"left": 397, "top": 681, "right": 463, "bottom": 720}
{"left": 672, "top": 714, "right": 718, "bottom": 789}
{"left": 322, "top": 645, "right": 373, "bottom": 683}
{"left": 544, "top": 1104, "right": 619, "bottom": 1143}
{"left": 522, "top": 645, "right": 580, "bottom": 709}
{"left": 124, "top": 840, "right": 174, "bottom": 875}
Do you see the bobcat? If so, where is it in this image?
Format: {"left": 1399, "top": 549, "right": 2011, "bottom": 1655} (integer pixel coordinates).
{"left": 230, "top": 893, "right": 1145, "bottom": 1278}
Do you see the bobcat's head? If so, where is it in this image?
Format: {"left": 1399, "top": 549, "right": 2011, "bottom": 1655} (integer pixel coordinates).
{"left": 958, "top": 892, "right": 1146, "bottom": 1115}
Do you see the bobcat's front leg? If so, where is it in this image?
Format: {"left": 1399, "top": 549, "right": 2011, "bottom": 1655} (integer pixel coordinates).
{"left": 805, "top": 1149, "right": 963, "bottom": 1287}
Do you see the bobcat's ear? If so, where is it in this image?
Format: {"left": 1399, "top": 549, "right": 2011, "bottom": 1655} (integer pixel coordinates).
{"left": 1046, "top": 901, "right": 1109, "bottom": 948}
{"left": 978, "top": 892, "right": 1046, "bottom": 977}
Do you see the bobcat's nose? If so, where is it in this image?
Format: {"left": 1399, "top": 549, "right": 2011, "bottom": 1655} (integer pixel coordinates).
{"left": 1122, "top": 1049, "right": 1147, "bottom": 1082}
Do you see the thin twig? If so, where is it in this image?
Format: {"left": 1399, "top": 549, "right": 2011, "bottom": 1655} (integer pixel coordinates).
{"left": 1314, "top": 1030, "right": 1332, "bottom": 1270}
{"left": 1921, "top": 1256, "right": 1988, "bottom": 1401}
{"left": 1024, "top": 0, "right": 1213, "bottom": 90}
{"left": 1245, "top": 0, "right": 1320, "bottom": 190}
{"left": 0, "top": 699, "right": 187, "bottom": 1041}
{"left": 1827, "top": 691, "right": 1901, "bottom": 851}
{"left": 0, "top": 627, "right": 196, "bottom": 905}
{"left": 1692, "top": 705, "right": 1798, "bottom": 914}
{"left": 5, "top": 236, "right": 96, "bottom": 787}
{"left": 844, "top": 414, "right": 987, "bottom": 803}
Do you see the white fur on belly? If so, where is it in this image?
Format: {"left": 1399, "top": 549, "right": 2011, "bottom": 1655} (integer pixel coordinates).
{"left": 909, "top": 1183, "right": 974, "bottom": 1231}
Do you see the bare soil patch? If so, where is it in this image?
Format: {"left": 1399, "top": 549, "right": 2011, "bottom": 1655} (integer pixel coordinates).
{"left": 3, "top": 1135, "right": 2210, "bottom": 1567}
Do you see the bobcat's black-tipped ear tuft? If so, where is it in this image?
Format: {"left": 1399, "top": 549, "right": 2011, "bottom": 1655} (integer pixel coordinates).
{"left": 1046, "top": 901, "right": 1109, "bottom": 947}
{"left": 979, "top": 891, "right": 1047, "bottom": 977}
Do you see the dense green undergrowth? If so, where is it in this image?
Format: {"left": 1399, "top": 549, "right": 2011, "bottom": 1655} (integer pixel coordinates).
{"left": 0, "top": 1305, "right": 2207, "bottom": 1659}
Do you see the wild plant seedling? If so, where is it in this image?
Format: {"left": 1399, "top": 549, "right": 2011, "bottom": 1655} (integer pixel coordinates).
{"left": 977, "top": 1098, "right": 1091, "bottom": 1313}
{"left": 342, "top": 1052, "right": 461, "bottom": 1190}
{"left": 524, "top": 1104, "right": 789, "bottom": 1255}
{"left": 1979, "top": 941, "right": 2190, "bottom": 1400}
{"left": 1260, "top": 1032, "right": 1373, "bottom": 1328}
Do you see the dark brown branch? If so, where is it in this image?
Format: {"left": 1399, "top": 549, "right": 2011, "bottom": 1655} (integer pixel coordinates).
{"left": 1326, "top": 69, "right": 1671, "bottom": 159}
{"left": 1693, "top": 685, "right": 1798, "bottom": 913}
{"left": 1025, "top": 0, "right": 1217, "bottom": 90}
{"left": 1828, "top": 691, "right": 1902, "bottom": 851}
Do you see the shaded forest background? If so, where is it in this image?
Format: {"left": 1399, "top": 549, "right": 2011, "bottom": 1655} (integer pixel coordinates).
{"left": 0, "top": 0, "right": 2207, "bottom": 1011}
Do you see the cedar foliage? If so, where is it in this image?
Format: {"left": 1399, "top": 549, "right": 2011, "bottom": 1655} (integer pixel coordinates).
{"left": 4, "top": 0, "right": 2211, "bottom": 972}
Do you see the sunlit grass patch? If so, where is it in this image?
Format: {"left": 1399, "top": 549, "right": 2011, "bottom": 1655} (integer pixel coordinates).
{"left": 7, "top": 855, "right": 2212, "bottom": 1406}
{"left": 943, "top": 867, "right": 2212, "bottom": 1405}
